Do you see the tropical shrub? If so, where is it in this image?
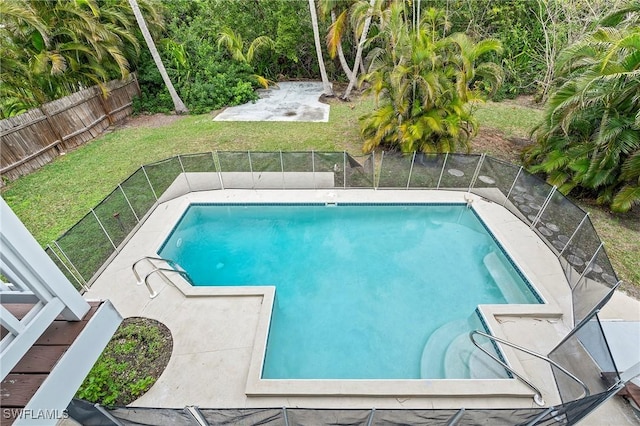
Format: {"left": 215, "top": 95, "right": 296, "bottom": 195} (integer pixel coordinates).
{"left": 0, "top": 0, "right": 159, "bottom": 117}
{"left": 359, "top": 5, "right": 502, "bottom": 153}
{"left": 523, "top": 2, "right": 640, "bottom": 212}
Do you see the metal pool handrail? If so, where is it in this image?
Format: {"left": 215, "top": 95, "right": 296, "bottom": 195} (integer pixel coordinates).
{"left": 469, "top": 330, "right": 591, "bottom": 406}
{"left": 132, "top": 256, "right": 193, "bottom": 298}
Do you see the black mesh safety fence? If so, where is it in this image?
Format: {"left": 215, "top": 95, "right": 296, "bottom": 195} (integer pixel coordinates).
{"left": 52, "top": 152, "right": 626, "bottom": 425}
{"left": 378, "top": 151, "right": 414, "bottom": 188}
{"left": 145, "top": 156, "right": 186, "bottom": 203}
{"left": 70, "top": 402, "right": 634, "bottom": 426}
{"left": 472, "top": 156, "right": 522, "bottom": 205}
{"left": 55, "top": 210, "right": 114, "bottom": 283}
{"left": 346, "top": 153, "right": 374, "bottom": 188}
{"left": 549, "top": 310, "right": 620, "bottom": 405}
{"left": 180, "top": 152, "right": 221, "bottom": 192}
{"left": 438, "top": 153, "right": 482, "bottom": 190}
{"left": 201, "top": 408, "right": 284, "bottom": 425}
{"left": 533, "top": 189, "right": 587, "bottom": 255}
{"left": 45, "top": 245, "right": 85, "bottom": 290}
{"left": 313, "top": 151, "right": 347, "bottom": 188}
{"left": 572, "top": 247, "right": 620, "bottom": 325}
{"left": 409, "top": 152, "right": 446, "bottom": 188}
{"left": 217, "top": 150, "right": 252, "bottom": 173}
{"left": 531, "top": 387, "right": 622, "bottom": 426}
{"left": 93, "top": 186, "right": 139, "bottom": 250}
{"left": 119, "top": 167, "right": 157, "bottom": 220}
{"left": 506, "top": 166, "right": 555, "bottom": 226}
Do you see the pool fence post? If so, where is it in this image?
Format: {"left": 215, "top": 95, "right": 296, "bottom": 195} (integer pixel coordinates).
{"left": 378, "top": 151, "right": 385, "bottom": 189}
{"left": 280, "top": 150, "right": 285, "bottom": 189}
{"left": 366, "top": 408, "right": 376, "bottom": 426}
{"left": 436, "top": 152, "right": 449, "bottom": 189}
{"left": 177, "top": 155, "right": 192, "bottom": 193}
{"left": 248, "top": 151, "right": 256, "bottom": 189}
{"left": 213, "top": 151, "right": 224, "bottom": 190}
{"left": 576, "top": 242, "right": 604, "bottom": 286}
{"left": 311, "top": 150, "right": 316, "bottom": 189}
{"left": 503, "top": 166, "right": 523, "bottom": 207}
{"left": 447, "top": 407, "right": 466, "bottom": 425}
{"left": 558, "top": 212, "right": 589, "bottom": 257}
{"left": 530, "top": 186, "right": 556, "bottom": 229}
{"left": 54, "top": 240, "right": 87, "bottom": 285}
{"left": 282, "top": 407, "right": 289, "bottom": 426}
{"left": 47, "top": 244, "right": 88, "bottom": 291}
{"left": 141, "top": 165, "right": 158, "bottom": 201}
{"left": 524, "top": 407, "right": 556, "bottom": 426}
{"left": 91, "top": 209, "right": 118, "bottom": 252}
{"left": 407, "top": 151, "right": 416, "bottom": 189}
{"left": 370, "top": 151, "right": 376, "bottom": 189}
{"left": 343, "top": 150, "right": 347, "bottom": 189}
{"left": 119, "top": 184, "right": 140, "bottom": 223}
{"left": 185, "top": 406, "right": 208, "bottom": 425}
{"left": 468, "top": 153, "right": 485, "bottom": 192}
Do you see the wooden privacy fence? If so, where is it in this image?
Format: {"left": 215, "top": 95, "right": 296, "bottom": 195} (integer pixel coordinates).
{"left": 0, "top": 74, "right": 141, "bottom": 184}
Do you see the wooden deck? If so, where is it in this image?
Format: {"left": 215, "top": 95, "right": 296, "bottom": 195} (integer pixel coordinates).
{"left": 1, "top": 301, "right": 101, "bottom": 425}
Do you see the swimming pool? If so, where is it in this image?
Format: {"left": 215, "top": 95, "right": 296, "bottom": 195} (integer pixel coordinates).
{"left": 158, "top": 203, "right": 541, "bottom": 380}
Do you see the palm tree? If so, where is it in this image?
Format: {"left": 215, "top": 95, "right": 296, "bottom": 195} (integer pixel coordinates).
{"left": 0, "top": 0, "right": 145, "bottom": 114}
{"left": 217, "top": 28, "right": 275, "bottom": 88}
{"left": 359, "top": 4, "right": 502, "bottom": 153}
{"left": 128, "top": 0, "right": 188, "bottom": 114}
{"left": 524, "top": 2, "right": 640, "bottom": 212}
{"left": 321, "top": 0, "right": 353, "bottom": 80}
{"left": 308, "top": 0, "right": 333, "bottom": 96}
{"left": 341, "top": 0, "right": 376, "bottom": 100}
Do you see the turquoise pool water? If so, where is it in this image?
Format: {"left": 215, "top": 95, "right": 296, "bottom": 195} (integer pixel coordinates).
{"left": 159, "top": 203, "right": 541, "bottom": 379}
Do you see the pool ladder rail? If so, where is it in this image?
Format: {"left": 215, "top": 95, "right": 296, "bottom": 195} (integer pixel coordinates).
{"left": 132, "top": 256, "right": 194, "bottom": 299}
{"left": 469, "top": 330, "right": 590, "bottom": 406}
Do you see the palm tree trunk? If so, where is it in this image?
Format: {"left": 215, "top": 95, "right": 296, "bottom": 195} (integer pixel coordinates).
{"left": 308, "top": 0, "right": 333, "bottom": 96}
{"left": 128, "top": 0, "right": 188, "bottom": 114}
{"left": 331, "top": 10, "right": 353, "bottom": 81}
{"left": 342, "top": 0, "right": 375, "bottom": 100}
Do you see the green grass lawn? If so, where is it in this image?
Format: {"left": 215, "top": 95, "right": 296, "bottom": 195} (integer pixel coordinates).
{"left": 2, "top": 96, "right": 638, "bottom": 294}
{"left": 473, "top": 99, "right": 543, "bottom": 139}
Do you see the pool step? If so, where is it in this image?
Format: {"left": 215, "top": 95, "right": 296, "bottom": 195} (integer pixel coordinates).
{"left": 443, "top": 333, "right": 508, "bottom": 379}
{"left": 421, "top": 315, "right": 510, "bottom": 379}
{"left": 420, "top": 319, "right": 469, "bottom": 379}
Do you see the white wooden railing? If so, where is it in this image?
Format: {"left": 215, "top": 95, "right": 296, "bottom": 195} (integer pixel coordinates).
{"left": 0, "top": 197, "right": 90, "bottom": 380}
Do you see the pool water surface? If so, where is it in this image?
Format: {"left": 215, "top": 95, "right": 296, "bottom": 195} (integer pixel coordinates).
{"left": 158, "top": 203, "right": 541, "bottom": 379}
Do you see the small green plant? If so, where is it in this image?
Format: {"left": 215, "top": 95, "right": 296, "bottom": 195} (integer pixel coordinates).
{"left": 76, "top": 318, "right": 172, "bottom": 407}
{"left": 76, "top": 358, "right": 125, "bottom": 406}
{"left": 129, "top": 376, "right": 156, "bottom": 398}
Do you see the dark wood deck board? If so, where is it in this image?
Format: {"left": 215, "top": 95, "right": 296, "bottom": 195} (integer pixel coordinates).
{"left": 1, "top": 303, "right": 36, "bottom": 320}
{"left": 11, "top": 345, "right": 68, "bottom": 373}
{"left": 1, "top": 374, "right": 48, "bottom": 407}
{"left": 0, "top": 300, "right": 104, "bottom": 418}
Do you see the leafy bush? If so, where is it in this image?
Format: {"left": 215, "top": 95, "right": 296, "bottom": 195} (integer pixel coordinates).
{"left": 524, "top": 3, "right": 640, "bottom": 212}
{"left": 359, "top": 7, "right": 503, "bottom": 153}
{"left": 76, "top": 318, "right": 172, "bottom": 407}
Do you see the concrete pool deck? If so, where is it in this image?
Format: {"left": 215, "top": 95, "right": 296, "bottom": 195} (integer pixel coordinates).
{"left": 84, "top": 189, "right": 640, "bottom": 424}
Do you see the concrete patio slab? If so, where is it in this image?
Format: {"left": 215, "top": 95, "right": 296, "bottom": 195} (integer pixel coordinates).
{"left": 213, "top": 81, "right": 330, "bottom": 122}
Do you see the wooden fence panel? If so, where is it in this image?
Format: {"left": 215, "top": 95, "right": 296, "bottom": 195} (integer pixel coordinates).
{"left": 0, "top": 75, "right": 139, "bottom": 184}
{"left": 104, "top": 74, "right": 140, "bottom": 123}
{"left": 0, "top": 109, "right": 61, "bottom": 180}
{"left": 40, "top": 87, "right": 110, "bottom": 151}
